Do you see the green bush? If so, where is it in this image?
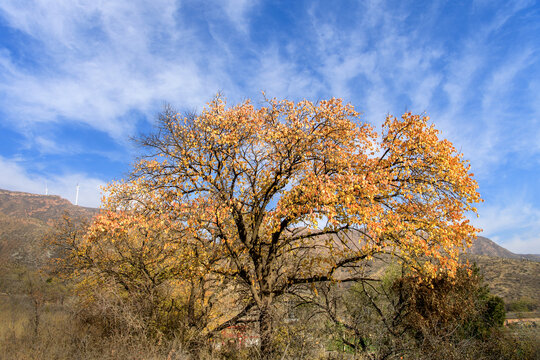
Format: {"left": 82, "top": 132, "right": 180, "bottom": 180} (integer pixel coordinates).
{"left": 506, "top": 296, "right": 539, "bottom": 312}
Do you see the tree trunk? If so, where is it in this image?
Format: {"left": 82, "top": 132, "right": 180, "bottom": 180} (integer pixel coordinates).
{"left": 259, "top": 301, "right": 273, "bottom": 359}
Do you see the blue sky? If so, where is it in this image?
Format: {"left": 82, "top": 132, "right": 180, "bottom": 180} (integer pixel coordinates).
{"left": 0, "top": 0, "right": 539, "bottom": 253}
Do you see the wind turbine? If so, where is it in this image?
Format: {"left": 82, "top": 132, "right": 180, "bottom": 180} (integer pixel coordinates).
{"left": 45, "top": 181, "right": 48, "bottom": 196}
{"left": 75, "top": 183, "right": 80, "bottom": 206}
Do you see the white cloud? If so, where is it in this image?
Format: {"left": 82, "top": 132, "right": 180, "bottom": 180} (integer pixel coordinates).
{"left": 305, "top": 0, "right": 453, "bottom": 131}
{"left": 249, "top": 46, "right": 322, "bottom": 101}
{"left": 0, "top": 0, "right": 218, "bottom": 140}
{"left": 473, "top": 200, "right": 540, "bottom": 254}
{"left": 34, "top": 136, "right": 65, "bottom": 154}
{"left": 219, "top": 0, "right": 259, "bottom": 33}
{"left": 495, "top": 236, "right": 540, "bottom": 255}
{"left": 0, "top": 156, "right": 105, "bottom": 208}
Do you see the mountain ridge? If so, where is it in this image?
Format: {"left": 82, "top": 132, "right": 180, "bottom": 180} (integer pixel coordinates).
{"left": 0, "top": 188, "right": 538, "bottom": 260}
{"left": 0, "top": 188, "right": 98, "bottom": 266}
{"left": 0, "top": 188, "right": 98, "bottom": 224}
{"left": 468, "top": 236, "right": 540, "bottom": 261}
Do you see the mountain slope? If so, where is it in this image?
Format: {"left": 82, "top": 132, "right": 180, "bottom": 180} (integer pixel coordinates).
{"left": 468, "top": 236, "right": 517, "bottom": 258}
{"left": 0, "top": 189, "right": 97, "bottom": 224}
{"left": 463, "top": 254, "right": 540, "bottom": 302}
{"left": 0, "top": 189, "right": 98, "bottom": 266}
{"left": 467, "top": 236, "right": 540, "bottom": 261}
{"left": 462, "top": 237, "right": 540, "bottom": 305}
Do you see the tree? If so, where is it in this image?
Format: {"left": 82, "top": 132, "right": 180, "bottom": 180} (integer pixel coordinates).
{"left": 99, "top": 95, "right": 480, "bottom": 356}
{"left": 299, "top": 264, "right": 507, "bottom": 359}
{"left": 387, "top": 266, "right": 507, "bottom": 358}
{"left": 48, "top": 211, "right": 225, "bottom": 346}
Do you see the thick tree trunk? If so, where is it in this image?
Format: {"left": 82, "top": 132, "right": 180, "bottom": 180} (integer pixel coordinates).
{"left": 259, "top": 302, "right": 273, "bottom": 359}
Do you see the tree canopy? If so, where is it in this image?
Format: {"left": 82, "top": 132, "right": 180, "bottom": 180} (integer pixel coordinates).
{"left": 94, "top": 95, "right": 481, "bottom": 355}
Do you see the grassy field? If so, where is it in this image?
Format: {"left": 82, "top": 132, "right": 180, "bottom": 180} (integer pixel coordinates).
{"left": 0, "top": 295, "right": 195, "bottom": 360}
{"left": 1, "top": 253, "right": 538, "bottom": 359}
{"left": 2, "top": 294, "right": 538, "bottom": 360}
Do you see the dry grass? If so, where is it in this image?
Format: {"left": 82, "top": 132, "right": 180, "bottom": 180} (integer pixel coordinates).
{"left": 1, "top": 254, "right": 538, "bottom": 360}
{"left": 1, "top": 293, "right": 538, "bottom": 360}
{"left": 0, "top": 295, "right": 273, "bottom": 360}
{"left": 0, "top": 296, "right": 196, "bottom": 360}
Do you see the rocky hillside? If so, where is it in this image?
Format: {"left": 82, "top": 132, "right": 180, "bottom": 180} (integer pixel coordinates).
{"left": 0, "top": 189, "right": 97, "bottom": 224}
{"left": 460, "top": 237, "right": 539, "bottom": 305}
{"left": 0, "top": 189, "right": 98, "bottom": 266}
{"left": 464, "top": 254, "right": 540, "bottom": 302}
{"left": 468, "top": 236, "right": 540, "bottom": 261}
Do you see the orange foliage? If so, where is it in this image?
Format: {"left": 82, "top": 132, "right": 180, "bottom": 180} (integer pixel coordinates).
{"left": 95, "top": 95, "right": 481, "bottom": 344}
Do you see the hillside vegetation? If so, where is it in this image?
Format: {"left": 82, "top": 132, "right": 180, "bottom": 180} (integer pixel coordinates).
{"left": 0, "top": 189, "right": 97, "bottom": 266}
{"left": 463, "top": 255, "right": 540, "bottom": 310}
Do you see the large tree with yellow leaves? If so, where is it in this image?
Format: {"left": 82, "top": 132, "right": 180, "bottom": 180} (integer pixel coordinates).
{"left": 97, "top": 95, "right": 480, "bottom": 355}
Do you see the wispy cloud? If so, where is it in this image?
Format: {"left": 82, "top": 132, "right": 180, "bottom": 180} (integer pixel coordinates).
{"left": 219, "top": 0, "right": 259, "bottom": 34}
{"left": 249, "top": 45, "right": 322, "bottom": 100}
{"left": 0, "top": 0, "right": 218, "bottom": 140}
{"left": 473, "top": 199, "right": 540, "bottom": 254}
{"left": 433, "top": 1, "right": 539, "bottom": 175}
{"left": 0, "top": 156, "right": 105, "bottom": 207}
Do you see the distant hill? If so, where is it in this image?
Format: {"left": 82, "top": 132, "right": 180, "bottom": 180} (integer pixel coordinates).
{"left": 0, "top": 189, "right": 97, "bottom": 224}
{"left": 467, "top": 236, "right": 540, "bottom": 261}
{"left": 0, "top": 189, "right": 98, "bottom": 266}
{"left": 462, "top": 236, "right": 540, "bottom": 304}
{"left": 463, "top": 254, "right": 540, "bottom": 302}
